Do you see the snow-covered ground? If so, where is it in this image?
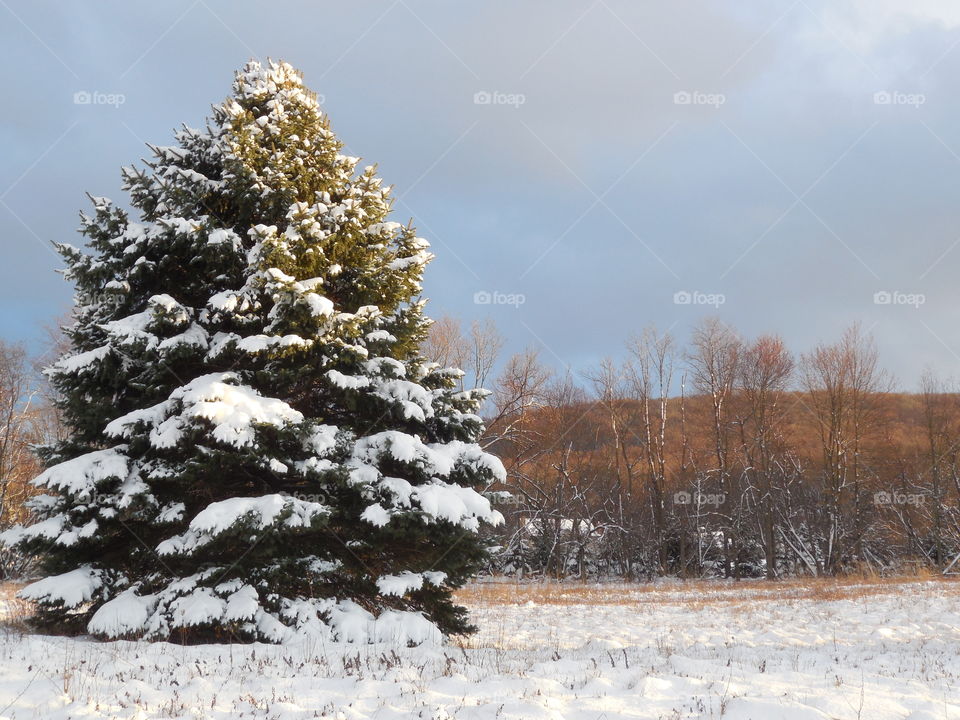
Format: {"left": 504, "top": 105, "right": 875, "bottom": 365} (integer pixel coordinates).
{"left": 2, "top": 577, "right": 959, "bottom": 719}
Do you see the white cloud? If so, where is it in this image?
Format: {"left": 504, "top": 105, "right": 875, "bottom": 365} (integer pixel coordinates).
{"left": 819, "top": 0, "right": 960, "bottom": 51}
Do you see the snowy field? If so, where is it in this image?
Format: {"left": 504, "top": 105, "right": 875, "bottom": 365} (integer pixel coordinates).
{"left": 2, "top": 577, "right": 960, "bottom": 719}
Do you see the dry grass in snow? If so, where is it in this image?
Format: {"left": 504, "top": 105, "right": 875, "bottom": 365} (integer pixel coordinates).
{"left": 1, "top": 575, "right": 960, "bottom": 718}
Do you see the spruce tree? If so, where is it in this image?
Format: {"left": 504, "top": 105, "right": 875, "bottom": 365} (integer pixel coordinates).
{"left": 1, "top": 60, "right": 504, "bottom": 643}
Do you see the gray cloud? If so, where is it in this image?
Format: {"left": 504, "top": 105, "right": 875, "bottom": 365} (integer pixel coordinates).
{"left": 3, "top": 0, "right": 960, "bottom": 388}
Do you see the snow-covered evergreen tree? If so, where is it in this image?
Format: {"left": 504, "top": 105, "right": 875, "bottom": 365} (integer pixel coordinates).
{"left": 1, "top": 60, "right": 504, "bottom": 643}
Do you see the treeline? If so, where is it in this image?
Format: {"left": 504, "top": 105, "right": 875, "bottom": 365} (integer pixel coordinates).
{"left": 0, "top": 340, "right": 59, "bottom": 579}
{"left": 427, "top": 317, "right": 960, "bottom": 579}
{"left": 3, "top": 316, "right": 960, "bottom": 582}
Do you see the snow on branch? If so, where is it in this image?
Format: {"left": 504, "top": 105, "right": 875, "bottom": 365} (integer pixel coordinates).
{"left": 156, "top": 494, "right": 329, "bottom": 556}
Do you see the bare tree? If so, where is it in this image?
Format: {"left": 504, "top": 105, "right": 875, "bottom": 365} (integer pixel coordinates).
{"left": 687, "top": 317, "right": 742, "bottom": 576}
{"left": 734, "top": 334, "right": 793, "bottom": 579}
{"left": 499, "top": 372, "right": 595, "bottom": 577}
{"left": 32, "top": 317, "right": 71, "bottom": 446}
{"left": 0, "top": 341, "right": 42, "bottom": 578}
{"left": 800, "top": 324, "right": 891, "bottom": 573}
{"left": 897, "top": 370, "right": 960, "bottom": 569}
{"left": 467, "top": 318, "right": 504, "bottom": 390}
{"left": 422, "top": 315, "right": 469, "bottom": 370}
{"left": 585, "top": 357, "right": 642, "bottom": 575}
{"left": 485, "top": 347, "right": 552, "bottom": 448}
{"left": 624, "top": 326, "right": 675, "bottom": 573}
{"left": 422, "top": 315, "right": 503, "bottom": 391}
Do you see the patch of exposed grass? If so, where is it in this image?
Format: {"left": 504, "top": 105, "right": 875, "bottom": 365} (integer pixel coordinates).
{"left": 457, "top": 573, "right": 960, "bottom": 609}
{"left": 0, "top": 581, "right": 30, "bottom": 633}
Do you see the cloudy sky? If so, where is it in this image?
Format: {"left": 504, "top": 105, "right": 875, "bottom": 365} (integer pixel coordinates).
{"left": 3, "top": 1, "right": 960, "bottom": 387}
